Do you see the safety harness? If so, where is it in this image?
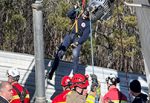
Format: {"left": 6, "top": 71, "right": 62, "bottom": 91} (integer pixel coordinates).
{"left": 12, "top": 85, "right": 27, "bottom": 103}
{"left": 70, "top": 0, "right": 88, "bottom": 33}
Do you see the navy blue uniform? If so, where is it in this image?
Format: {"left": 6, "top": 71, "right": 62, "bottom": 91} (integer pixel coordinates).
{"left": 132, "top": 93, "right": 148, "bottom": 103}
{"left": 48, "top": 7, "right": 90, "bottom": 79}
{"left": 66, "top": 7, "right": 90, "bottom": 44}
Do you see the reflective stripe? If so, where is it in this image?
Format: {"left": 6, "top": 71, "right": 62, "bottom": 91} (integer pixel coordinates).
{"left": 111, "top": 100, "right": 127, "bottom": 103}
{"left": 25, "top": 94, "right": 30, "bottom": 98}
{"left": 12, "top": 94, "right": 30, "bottom": 100}
{"left": 12, "top": 95, "right": 20, "bottom": 100}
{"left": 67, "top": 91, "right": 72, "bottom": 95}
{"left": 86, "top": 95, "right": 95, "bottom": 103}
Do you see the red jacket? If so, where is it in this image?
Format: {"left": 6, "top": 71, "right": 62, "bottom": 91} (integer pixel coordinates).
{"left": 52, "top": 90, "right": 71, "bottom": 103}
{"left": 103, "top": 87, "right": 127, "bottom": 103}
{"left": 10, "top": 83, "right": 30, "bottom": 103}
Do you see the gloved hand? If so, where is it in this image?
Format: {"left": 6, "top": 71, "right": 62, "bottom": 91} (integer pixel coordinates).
{"left": 90, "top": 74, "right": 98, "bottom": 86}
{"left": 90, "top": 74, "right": 101, "bottom": 94}
{"left": 71, "top": 42, "right": 79, "bottom": 48}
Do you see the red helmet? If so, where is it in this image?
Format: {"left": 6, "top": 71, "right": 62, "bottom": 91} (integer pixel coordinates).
{"left": 61, "top": 76, "right": 71, "bottom": 87}
{"left": 71, "top": 73, "right": 89, "bottom": 89}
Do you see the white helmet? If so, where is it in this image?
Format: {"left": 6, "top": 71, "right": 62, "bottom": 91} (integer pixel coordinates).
{"left": 106, "top": 74, "right": 120, "bottom": 85}
{"left": 7, "top": 69, "right": 20, "bottom": 77}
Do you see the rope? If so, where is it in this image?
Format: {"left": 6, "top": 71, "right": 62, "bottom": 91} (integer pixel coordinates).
{"left": 82, "top": 0, "right": 86, "bottom": 10}
{"left": 89, "top": 12, "right": 95, "bottom": 74}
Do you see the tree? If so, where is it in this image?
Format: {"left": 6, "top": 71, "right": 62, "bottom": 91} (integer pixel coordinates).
{"left": 0, "top": 0, "right": 145, "bottom": 74}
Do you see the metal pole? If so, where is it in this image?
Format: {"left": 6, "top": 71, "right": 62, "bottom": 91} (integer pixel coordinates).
{"left": 32, "top": 1, "right": 46, "bottom": 103}
{"left": 124, "top": 1, "right": 150, "bottom": 8}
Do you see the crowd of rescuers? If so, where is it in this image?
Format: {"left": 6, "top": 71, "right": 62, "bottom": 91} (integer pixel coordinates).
{"left": 52, "top": 73, "right": 148, "bottom": 103}
{"left": 0, "top": 68, "right": 30, "bottom": 103}
{"left": 0, "top": 69, "right": 148, "bottom": 103}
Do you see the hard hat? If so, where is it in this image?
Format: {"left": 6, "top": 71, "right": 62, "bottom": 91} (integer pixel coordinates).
{"left": 7, "top": 69, "right": 20, "bottom": 77}
{"left": 106, "top": 74, "right": 120, "bottom": 85}
{"left": 71, "top": 73, "right": 89, "bottom": 89}
{"left": 61, "top": 76, "right": 71, "bottom": 87}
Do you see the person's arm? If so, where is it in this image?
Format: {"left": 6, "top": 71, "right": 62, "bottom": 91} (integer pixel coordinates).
{"left": 67, "top": 1, "right": 81, "bottom": 20}
{"left": 67, "top": 7, "right": 77, "bottom": 20}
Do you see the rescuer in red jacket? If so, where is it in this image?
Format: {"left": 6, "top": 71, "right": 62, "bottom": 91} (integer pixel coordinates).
{"left": 7, "top": 68, "right": 30, "bottom": 103}
{"left": 66, "top": 73, "right": 89, "bottom": 103}
{"left": 102, "top": 74, "right": 127, "bottom": 103}
{"left": 52, "top": 76, "right": 72, "bottom": 103}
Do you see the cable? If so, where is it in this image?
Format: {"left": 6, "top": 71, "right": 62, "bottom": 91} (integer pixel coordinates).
{"left": 89, "top": 12, "right": 95, "bottom": 74}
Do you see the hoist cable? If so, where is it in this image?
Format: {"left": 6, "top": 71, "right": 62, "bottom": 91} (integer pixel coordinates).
{"left": 89, "top": 12, "right": 95, "bottom": 74}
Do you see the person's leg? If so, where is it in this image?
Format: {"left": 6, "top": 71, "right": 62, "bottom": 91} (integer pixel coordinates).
{"left": 48, "top": 34, "right": 72, "bottom": 79}
{"left": 72, "top": 44, "right": 81, "bottom": 74}
{"left": 57, "top": 33, "right": 74, "bottom": 58}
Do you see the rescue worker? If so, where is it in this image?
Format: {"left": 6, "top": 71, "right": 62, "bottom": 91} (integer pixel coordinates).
{"left": 66, "top": 73, "right": 89, "bottom": 103}
{"left": 86, "top": 74, "right": 101, "bottom": 103}
{"left": 129, "top": 79, "right": 148, "bottom": 103}
{"left": 48, "top": 2, "right": 91, "bottom": 80}
{"left": 7, "top": 68, "right": 30, "bottom": 103}
{"left": 52, "top": 76, "right": 72, "bottom": 103}
{"left": 102, "top": 74, "right": 127, "bottom": 103}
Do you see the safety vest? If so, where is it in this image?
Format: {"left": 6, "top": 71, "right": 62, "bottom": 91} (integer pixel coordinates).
{"left": 86, "top": 92, "right": 95, "bottom": 103}
{"left": 10, "top": 83, "right": 30, "bottom": 103}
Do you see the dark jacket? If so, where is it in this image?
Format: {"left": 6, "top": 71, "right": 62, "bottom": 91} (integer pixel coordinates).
{"left": 0, "top": 96, "right": 9, "bottom": 103}
{"left": 67, "top": 7, "right": 90, "bottom": 45}
{"left": 132, "top": 93, "right": 148, "bottom": 103}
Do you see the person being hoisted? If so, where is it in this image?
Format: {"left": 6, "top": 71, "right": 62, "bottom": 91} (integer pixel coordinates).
{"left": 48, "top": 1, "right": 91, "bottom": 80}
{"left": 47, "top": 0, "right": 116, "bottom": 80}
